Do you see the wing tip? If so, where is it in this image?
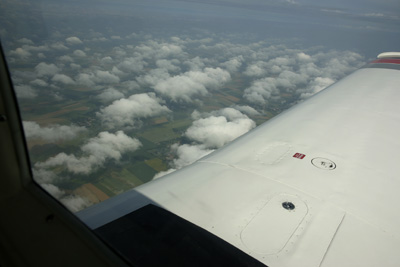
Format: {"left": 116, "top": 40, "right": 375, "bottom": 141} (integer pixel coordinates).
{"left": 377, "top": 52, "right": 400, "bottom": 59}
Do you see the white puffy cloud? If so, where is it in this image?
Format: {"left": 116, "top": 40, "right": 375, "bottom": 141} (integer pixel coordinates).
{"left": 101, "top": 56, "right": 113, "bottom": 64}
{"left": 154, "top": 107, "right": 255, "bottom": 178}
{"left": 96, "top": 88, "right": 124, "bottom": 102}
{"left": 51, "top": 42, "right": 69, "bottom": 50}
{"left": 76, "top": 70, "right": 120, "bottom": 87}
{"left": 61, "top": 195, "right": 91, "bottom": 212}
{"left": 59, "top": 55, "right": 73, "bottom": 62}
{"left": 35, "top": 62, "right": 60, "bottom": 77}
{"left": 156, "top": 59, "right": 181, "bottom": 73}
{"left": 52, "top": 74, "right": 75, "bottom": 85}
{"left": 30, "top": 79, "right": 48, "bottom": 87}
{"left": 243, "top": 77, "right": 280, "bottom": 105}
{"left": 73, "top": 49, "right": 86, "bottom": 57}
{"left": 243, "top": 50, "right": 363, "bottom": 105}
{"left": 231, "top": 105, "right": 260, "bottom": 116}
{"left": 118, "top": 57, "right": 145, "bottom": 73}
{"left": 94, "top": 70, "right": 120, "bottom": 84}
{"left": 299, "top": 77, "right": 335, "bottom": 99}
{"left": 171, "top": 144, "right": 214, "bottom": 169}
{"left": 14, "top": 85, "right": 37, "bottom": 98}
{"left": 66, "top": 36, "right": 83, "bottom": 45}
{"left": 136, "top": 68, "right": 170, "bottom": 87}
{"left": 18, "top": 38, "right": 34, "bottom": 45}
{"left": 10, "top": 48, "right": 31, "bottom": 59}
{"left": 76, "top": 73, "right": 95, "bottom": 87}
{"left": 184, "top": 108, "right": 256, "bottom": 149}
{"left": 220, "top": 56, "right": 243, "bottom": 73}
{"left": 97, "top": 93, "right": 171, "bottom": 128}
{"left": 35, "top": 131, "right": 142, "bottom": 175}
{"left": 23, "top": 121, "right": 86, "bottom": 142}
{"left": 153, "top": 67, "right": 231, "bottom": 102}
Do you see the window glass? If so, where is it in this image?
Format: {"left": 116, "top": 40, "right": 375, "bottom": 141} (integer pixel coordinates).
{"left": 1, "top": 0, "right": 399, "bottom": 212}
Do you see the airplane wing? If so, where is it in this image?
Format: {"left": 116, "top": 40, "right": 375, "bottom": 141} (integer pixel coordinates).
{"left": 77, "top": 54, "right": 400, "bottom": 266}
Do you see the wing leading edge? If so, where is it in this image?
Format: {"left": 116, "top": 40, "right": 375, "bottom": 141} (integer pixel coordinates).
{"left": 78, "top": 56, "right": 400, "bottom": 266}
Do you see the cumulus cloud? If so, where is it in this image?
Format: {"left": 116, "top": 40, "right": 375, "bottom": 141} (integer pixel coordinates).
{"left": 243, "top": 50, "right": 363, "bottom": 106}
{"left": 220, "top": 56, "right": 243, "bottom": 73}
{"left": 94, "top": 70, "right": 120, "bottom": 84}
{"left": 299, "top": 77, "right": 335, "bottom": 99}
{"left": 184, "top": 108, "right": 256, "bottom": 148}
{"left": 153, "top": 67, "right": 231, "bottom": 102}
{"left": 52, "top": 74, "right": 75, "bottom": 85}
{"left": 30, "top": 79, "right": 48, "bottom": 87}
{"left": 76, "top": 70, "right": 120, "bottom": 87}
{"left": 96, "top": 87, "right": 124, "bottom": 102}
{"left": 10, "top": 48, "right": 31, "bottom": 59}
{"left": 73, "top": 49, "right": 86, "bottom": 57}
{"left": 14, "top": 85, "right": 37, "bottom": 98}
{"left": 243, "top": 77, "right": 280, "bottom": 105}
{"left": 101, "top": 56, "right": 113, "bottom": 64}
{"left": 154, "top": 107, "right": 255, "bottom": 179}
{"left": 18, "top": 38, "right": 34, "bottom": 45}
{"left": 156, "top": 59, "right": 181, "bottom": 73}
{"left": 59, "top": 55, "right": 73, "bottom": 62}
{"left": 66, "top": 36, "right": 83, "bottom": 45}
{"left": 35, "top": 62, "right": 59, "bottom": 77}
{"left": 97, "top": 93, "right": 171, "bottom": 128}
{"left": 118, "top": 57, "right": 145, "bottom": 73}
{"left": 32, "top": 169, "right": 93, "bottom": 212}
{"left": 171, "top": 144, "right": 214, "bottom": 169}
{"left": 231, "top": 105, "right": 260, "bottom": 116}
{"left": 35, "top": 131, "right": 142, "bottom": 175}
{"left": 23, "top": 121, "right": 86, "bottom": 142}
{"left": 51, "top": 42, "right": 69, "bottom": 50}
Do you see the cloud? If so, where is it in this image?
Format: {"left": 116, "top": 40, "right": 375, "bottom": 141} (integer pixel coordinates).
{"left": 153, "top": 67, "right": 231, "bottom": 102}
{"left": 231, "top": 105, "right": 260, "bottom": 116}
{"left": 156, "top": 59, "right": 181, "bottom": 73}
{"left": 76, "top": 70, "right": 120, "bottom": 87}
{"left": 118, "top": 57, "right": 145, "bottom": 73}
{"left": 18, "top": 38, "right": 34, "bottom": 45}
{"left": 39, "top": 182, "right": 90, "bottom": 212}
{"left": 184, "top": 108, "right": 256, "bottom": 149}
{"left": 59, "top": 55, "right": 73, "bottom": 62}
{"left": 23, "top": 121, "right": 86, "bottom": 142}
{"left": 51, "top": 42, "right": 69, "bottom": 50}
{"left": 97, "top": 93, "right": 171, "bottom": 129}
{"left": 66, "top": 36, "right": 83, "bottom": 45}
{"left": 60, "top": 195, "right": 91, "bottom": 212}
{"left": 76, "top": 73, "right": 95, "bottom": 87}
{"left": 35, "top": 131, "right": 142, "bottom": 175}
{"left": 96, "top": 88, "right": 124, "bottom": 102}
{"left": 101, "top": 56, "right": 113, "bottom": 64}
{"left": 29, "top": 79, "right": 49, "bottom": 87}
{"left": 299, "top": 77, "right": 335, "bottom": 99}
{"left": 220, "top": 56, "right": 243, "bottom": 73}
{"left": 243, "top": 77, "right": 280, "bottom": 105}
{"left": 73, "top": 49, "right": 86, "bottom": 57}
{"left": 35, "top": 62, "right": 60, "bottom": 77}
{"left": 52, "top": 74, "right": 75, "bottom": 85}
{"left": 10, "top": 48, "right": 31, "bottom": 59}
{"left": 14, "top": 85, "right": 37, "bottom": 98}
{"left": 154, "top": 107, "right": 255, "bottom": 178}
{"left": 243, "top": 49, "right": 364, "bottom": 106}
{"left": 171, "top": 144, "right": 214, "bottom": 169}
{"left": 94, "top": 70, "right": 120, "bottom": 84}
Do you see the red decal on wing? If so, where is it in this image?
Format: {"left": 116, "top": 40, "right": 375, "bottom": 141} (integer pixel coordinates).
{"left": 371, "top": 58, "right": 400, "bottom": 65}
{"left": 293, "top": 153, "right": 306, "bottom": 159}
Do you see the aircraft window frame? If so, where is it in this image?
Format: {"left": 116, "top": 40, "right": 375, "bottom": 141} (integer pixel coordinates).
{"left": 0, "top": 42, "right": 132, "bottom": 267}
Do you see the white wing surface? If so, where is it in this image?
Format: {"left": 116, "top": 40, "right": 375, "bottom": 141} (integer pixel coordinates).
{"left": 78, "top": 57, "right": 400, "bottom": 266}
